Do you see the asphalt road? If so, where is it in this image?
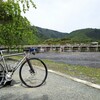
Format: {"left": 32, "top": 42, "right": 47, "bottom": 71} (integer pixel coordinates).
{"left": 0, "top": 67, "right": 100, "bottom": 100}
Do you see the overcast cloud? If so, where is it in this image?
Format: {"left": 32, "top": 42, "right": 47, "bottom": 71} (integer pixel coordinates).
{"left": 22, "top": 0, "right": 100, "bottom": 33}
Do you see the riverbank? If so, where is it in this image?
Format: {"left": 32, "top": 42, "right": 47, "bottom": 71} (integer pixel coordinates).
{"left": 7, "top": 52, "right": 100, "bottom": 84}
{"left": 43, "top": 59, "right": 100, "bottom": 84}
{"left": 34, "top": 52, "right": 100, "bottom": 68}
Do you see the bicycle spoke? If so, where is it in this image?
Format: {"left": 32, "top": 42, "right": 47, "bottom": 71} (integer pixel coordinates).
{"left": 19, "top": 58, "right": 48, "bottom": 88}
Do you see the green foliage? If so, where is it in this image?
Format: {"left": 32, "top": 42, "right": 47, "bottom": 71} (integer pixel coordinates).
{"left": 15, "top": 0, "right": 36, "bottom": 13}
{"left": 0, "top": 0, "right": 38, "bottom": 48}
{"left": 0, "top": 16, "right": 36, "bottom": 46}
{"left": 43, "top": 38, "right": 71, "bottom": 45}
{"left": 0, "top": 0, "right": 21, "bottom": 23}
{"left": 0, "top": 0, "right": 36, "bottom": 24}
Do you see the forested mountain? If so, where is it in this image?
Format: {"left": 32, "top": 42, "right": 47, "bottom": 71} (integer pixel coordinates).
{"left": 35, "top": 26, "right": 68, "bottom": 39}
{"left": 69, "top": 28, "right": 100, "bottom": 42}
{"left": 34, "top": 27, "right": 100, "bottom": 44}
{"left": 31, "top": 26, "right": 100, "bottom": 44}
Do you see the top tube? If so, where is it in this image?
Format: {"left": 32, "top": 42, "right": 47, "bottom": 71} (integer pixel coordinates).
{"left": 3, "top": 53, "right": 25, "bottom": 58}
{"left": 0, "top": 47, "right": 35, "bottom": 58}
{"left": 0, "top": 49, "right": 25, "bottom": 58}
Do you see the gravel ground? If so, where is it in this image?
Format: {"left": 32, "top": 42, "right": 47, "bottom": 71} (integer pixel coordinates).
{"left": 0, "top": 68, "right": 100, "bottom": 100}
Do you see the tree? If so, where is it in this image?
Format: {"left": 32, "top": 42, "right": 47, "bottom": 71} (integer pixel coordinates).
{"left": 0, "top": 0, "right": 36, "bottom": 23}
{"left": 0, "top": 16, "right": 36, "bottom": 53}
{"left": 0, "top": 0, "right": 37, "bottom": 50}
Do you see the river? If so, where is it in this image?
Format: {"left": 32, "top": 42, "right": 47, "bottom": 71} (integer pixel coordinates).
{"left": 34, "top": 52, "right": 100, "bottom": 68}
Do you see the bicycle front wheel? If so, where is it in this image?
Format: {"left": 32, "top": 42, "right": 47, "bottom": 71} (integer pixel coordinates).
{"left": 19, "top": 58, "right": 48, "bottom": 88}
{"left": 0, "top": 63, "right": 5, "bottom": 88}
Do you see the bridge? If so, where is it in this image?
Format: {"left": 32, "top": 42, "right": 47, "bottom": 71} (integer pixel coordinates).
{"left": 24, "top": 44, "right": 100, "bottom": 52}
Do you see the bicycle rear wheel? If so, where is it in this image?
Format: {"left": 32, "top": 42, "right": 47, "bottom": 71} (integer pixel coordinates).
{"left": 19, "top": 58, "right": 48, "bottom": 88}
{"left": 0, "top": 63, "right": 5, "bottom": 88}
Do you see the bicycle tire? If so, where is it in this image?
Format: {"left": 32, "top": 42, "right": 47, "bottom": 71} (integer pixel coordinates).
{"left": 0, "top": 63, "right": 5, "bottom": 88}
{"left": 19, "top": 58, "right": 48, "bottom": 88}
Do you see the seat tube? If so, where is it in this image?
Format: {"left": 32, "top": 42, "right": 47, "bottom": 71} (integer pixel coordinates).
{"left": 1, "top": 51, "right": 8, "bottom": 73}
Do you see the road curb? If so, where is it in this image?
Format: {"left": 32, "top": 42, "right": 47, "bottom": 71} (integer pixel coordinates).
{"left": 48, "top": 69, "right": 100, "bottom": 90}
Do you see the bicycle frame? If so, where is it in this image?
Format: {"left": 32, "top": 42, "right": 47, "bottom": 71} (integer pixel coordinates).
{"left": 0, "top": 49, "right": 48, "bottom": 88}
{"left": 0, "top": 50, "right": 29, "bottom": 77}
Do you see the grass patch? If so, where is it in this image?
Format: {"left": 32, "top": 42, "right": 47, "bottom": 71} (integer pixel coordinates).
{"left": 43, "top": 59, "right": 100, "bottom": 84}
{"left": 6, "top": 56, "right": 100, "bottom": 84}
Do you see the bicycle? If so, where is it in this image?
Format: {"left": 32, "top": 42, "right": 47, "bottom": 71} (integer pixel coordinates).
{"left": 0, "top": 48, "right": 48, "bottom": 88}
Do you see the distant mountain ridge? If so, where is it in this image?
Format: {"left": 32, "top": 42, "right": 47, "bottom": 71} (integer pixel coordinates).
{"left": 35, "top": 26, "right": 68, "bottom": 39}
{"left": 32, "top": 26, "right": 100, "bottom": 44}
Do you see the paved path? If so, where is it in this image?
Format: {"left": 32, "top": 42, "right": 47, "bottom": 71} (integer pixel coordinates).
{"left": 0, "top": 69, "right": 100, "bottom": 100}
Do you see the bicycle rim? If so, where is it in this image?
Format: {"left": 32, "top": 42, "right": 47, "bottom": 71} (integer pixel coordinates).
{"left": 0, "top": 63, "right": 5, "bottom": 88}
{"left": 19, "top": 58, "right": 48, "bottom": 88}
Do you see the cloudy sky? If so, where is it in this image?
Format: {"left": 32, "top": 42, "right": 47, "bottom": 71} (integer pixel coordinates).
{"left": 22, "top": 0, "right": 100, "bottom": 33}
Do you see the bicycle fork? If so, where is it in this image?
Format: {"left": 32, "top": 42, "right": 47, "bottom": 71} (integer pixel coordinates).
{"left": 26, "top": 58, "right": 35, "bottom": 74}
